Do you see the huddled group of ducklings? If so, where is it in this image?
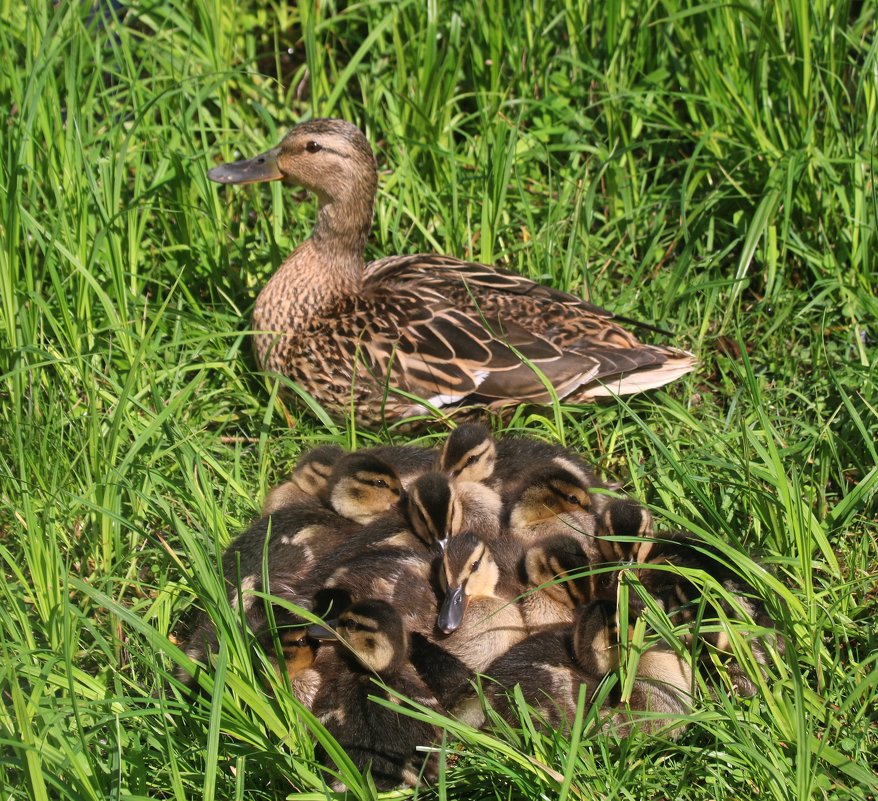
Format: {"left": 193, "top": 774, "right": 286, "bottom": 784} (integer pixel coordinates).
{"left": 181, "top": 424, "right": 778, "bottom": 790}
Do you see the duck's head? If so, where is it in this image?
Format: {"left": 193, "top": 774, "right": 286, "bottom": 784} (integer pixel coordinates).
{"left": 404, "top": 472, "right": 463, "bottom": 548}
{"left": 523, "top": 534, "right": 594, "bottom": 607}
{"left": 308, "top": 598, "right": 408, "bottom": 675}
{"left": 328, "top": 453, "right": 403, "bottom": 524}
{"left": 437, "top": 532, "right": 499, "bottom": 634}
{"left": 507, "top": 463, "right": 593, "bottom": 528}
{"left": 291, "top": 444, "right": 345, "bottom": 498}
{"left": 440, "top": 423, "right": 497, "bottom": 483}
{"left": 208, "top": 118, "right": 377, "bottom": 207}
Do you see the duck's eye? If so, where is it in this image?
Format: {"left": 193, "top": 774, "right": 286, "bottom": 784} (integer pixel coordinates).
{"left": 372, "top": 478, "right": 388, "bottom": 489}
{"left": 567, "top": 493, "right": 582, "bottom": 506}
{"left": 470, "top": 558, "right": 482, "bottom": 572}
{"left": 465, "top": 454, "right": 479, "bottom": 467}
{"left": 305, "top": 141, "right": 322, "bottom": 153}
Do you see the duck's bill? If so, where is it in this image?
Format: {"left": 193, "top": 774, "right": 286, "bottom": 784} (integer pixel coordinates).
{"left": 207, "top": 147, "right": 283, "bottom": 184}
{"left": 437, "top": 586, "right": 466, "bottom": 634}
{"left": 306, "top": 621, "right": 338, "bottom": 641}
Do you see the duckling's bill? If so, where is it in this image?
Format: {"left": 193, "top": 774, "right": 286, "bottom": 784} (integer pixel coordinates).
{"left": 307, "top": 621, "right": 338, "bottom": 641}
{"left": 208, "top": 148, "right": 283, "bottom": 184}
{"left": 438, "top": 586, "right": 466, "bottom": 634}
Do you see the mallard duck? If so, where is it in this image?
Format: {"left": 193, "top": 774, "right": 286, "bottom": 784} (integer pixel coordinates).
{"left": 307, "top": 599, "right": 443, "bottom": 790}
{"left": 619, "top": 530, "right": 781, "bottom": 696}
{"left": 503, "top": 462, "right": 607, "bottom": 568}
{"left": 326, "top": 452, "right": 404, "bottom": 524}
{"left": 457, "top": 599, "right": 692, "bottom": 735}
{"left": 594, "top": 495, "right": 654, "bottom": 562}
{"left": 261, "top": 444, "right": 344, "bottom": 515}
{"left": 436, "top": 532, "right": 527, "bottom": 672}
{"left": 519, "top": 534, "right": 597, "bottom": 633}
{"left": 208, "top": 119, "right": 696, "bottom": 427}
{"left": 437, "top": 425, "right": 503, "bottom": 538}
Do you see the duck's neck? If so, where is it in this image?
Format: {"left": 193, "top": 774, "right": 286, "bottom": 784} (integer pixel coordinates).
{"left": 252, "top": 193, "right": 373, "bottom": 365}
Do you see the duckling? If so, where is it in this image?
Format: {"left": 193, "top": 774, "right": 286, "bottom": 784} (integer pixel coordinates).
{"left": 208, "top": 118, "right": 695, "bottom": 428}
{"left": 261, "top": 444, "right": 344, "bottom": 515}
{"left": 621, "top": 530, "right": 780, "bottom": 696}
{"left": 260, "top": 605, "right": 322, "bottom": 707}
{"left": 573, "top": 599, "right": 694, "bottom": 737}
{"left": 403, "top": 472, "right": 461, "bottom": 549}
{"left": 504, "top": 462, "right": 604, "bottom": 563}
{"left": 454, "top": 601, "right": 603, "bottom": 730}
{"left": 594, "top": 496, "right": 654, "bottom": 563}
{"left": 436, "top": 532, "right": 527, "bottom": 672}
{"left": 362, "top": 443, "right": 439, "bottom": 487}
{"left": 439, "top": 423, "right": 497, "bottom": 483}
{"left": 460, "top": 600, "right": 692, "bottom": 736}
{"left": 495, "top": 435, "right": 604, "bottom": 498}
{"left": 519, "top": 534, "right": 599, "bottom": 633}
{"left": 437, "top": 425, "right": 504, "bottom": 539}
{"left": 326, "top": 452, "right": 403, "bottom": 524}
{"left": 307, "top": 599, "right": 443, "bottom": 790}
{"left": 180, "top": 499, "right": 363, "bottom": 678}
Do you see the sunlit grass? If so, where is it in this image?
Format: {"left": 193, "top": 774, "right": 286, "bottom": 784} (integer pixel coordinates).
{"left": 1, "top": 0, "right": 876, "bottom": 798}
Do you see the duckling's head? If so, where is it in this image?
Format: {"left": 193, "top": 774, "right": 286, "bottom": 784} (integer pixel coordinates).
{"left": 440, "top": 424, "right": 497, "bottom": 483}
{"left": 507, "top": 464, "right": 593, "bottom": 528}
{"left": 597, "top": 497, "right": 654, "bottom": 562}
{"left": 404, "top": 472, "right": 463, "bottom": 548}
{"left": 523, "top": 535, "right": 594, "bottom": 608}
{"left": 309, "top": 599, "right": 408, "bottom": 675}
{"left": 291, "top": 444, "right": 345, "bottom": 498}
{"left": 328, "top": 452, "right": 403, "bottom": 524}
{"left": 437, "top": 533, "right": 500, "bottom": 634}
{"left": 571, "top": 599, "right": 619, "bottom": 675}
{"left": 208, "top": 119, "right": 377, "bottom": 209}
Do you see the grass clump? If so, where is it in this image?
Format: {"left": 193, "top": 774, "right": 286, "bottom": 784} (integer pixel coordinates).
{"left": 1, "top": 0, "right": 876, "bottom": 798}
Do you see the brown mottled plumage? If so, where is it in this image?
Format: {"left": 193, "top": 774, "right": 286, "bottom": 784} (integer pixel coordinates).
{"left": 208, "top": 119, "right": 696, "bottom": 427}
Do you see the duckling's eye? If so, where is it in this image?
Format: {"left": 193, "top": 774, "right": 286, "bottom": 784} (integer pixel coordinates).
{"left": 465, "top": 454, "right": 479, "bottom": 467}
{"left": 372, "top": 478, "right": 388, "bottom": 489}
{"left": 471, "top": 558, "right": 482, "bottom": 572}
{"left": 567, "top": 493, "right": 582, "bottom": 506}
{"left": 305, "top": 141, "right": 322, "bottom": 153}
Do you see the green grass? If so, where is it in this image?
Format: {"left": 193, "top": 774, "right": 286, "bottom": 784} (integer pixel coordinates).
{"left": 1, "top": 0, "right": 876, "bottom": 798}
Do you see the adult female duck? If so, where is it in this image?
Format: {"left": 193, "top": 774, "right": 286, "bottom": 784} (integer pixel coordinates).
{"left": 208, "top": 119, "right": 695, "bottom": 426}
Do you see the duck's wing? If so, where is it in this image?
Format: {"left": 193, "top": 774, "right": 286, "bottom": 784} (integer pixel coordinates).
{"left": 338, "top": 281, "right": 593, "bottom": 409}
{"left": 368, "top": 255, "right": 696, "bottom": 399}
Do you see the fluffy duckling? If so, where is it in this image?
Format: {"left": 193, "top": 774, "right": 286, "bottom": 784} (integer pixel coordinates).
{"left": 436, "top": 532, "right": 527, "bottom": 672}
{"left": 621, "top": 530, "right": 780, "bottom": 696}
{"left": 504, "top": 462, "right": 604, "bottom": 563}
{"left": 460, "top": 600, "right": 692, "bottom": 735}
{"left": 594, "top": 496, "right": 654, "bottom": 563}
{"left": 363, "top": 443, "right": 439, "bottom": 487}
{"left": 261, "top": 444, "right": 344, "bottom": 515}
{"left": 307, "top": 599, "right": 443, "bottom": 791}
{"left": 261, "top": 608, "right": 322, "bottom": 707}
{"left": 574, "top": 600, "right": 694, "bottom": 737}
{"left": 403, "top": 472, "right": 461, "bottom": 549}
{"left": 437, "top": 425, "right": 503, "bottom": 539}
{"left": 327, "top": 452, "right": 404, "bottom": 524}
{"left": 439, "top": 423, "right": 497, "bottom": 483}
{"left": 495, "top": 435, "right": 603, "bottom": 497}
{"left": 520, "top": 534, "right": 599, "bottom": 633}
